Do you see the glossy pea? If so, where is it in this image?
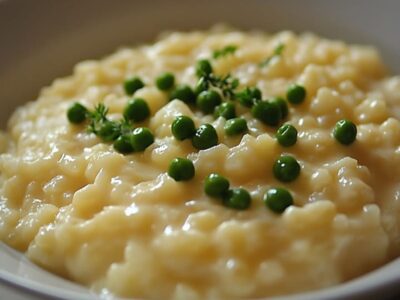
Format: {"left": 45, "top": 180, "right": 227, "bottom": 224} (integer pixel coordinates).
{"left": 223, "top": 188, "right": 251, "bottom": 210}
{"left": 286, "top": 84, "right": 306, "bottom": 104}
{"left": 130, "top": 127, "right": 154, "bottom": 151}
{"left": 67, "top": 103, "right": 88, "bottom": 124}
{"left": 214, "top": 102, "right": 236, "bottom": 119}
{"left": 264, "top": 187, "right": 293, "bottom": 213}
{"left": 273, "top": 155, "right": 301, "bottom": 182}
{"left": 204, "top": 173, "right": 230, "bottom": 198}
{"left": 170, "top": 84, "right": 196, "bottom": 104}
{"left": 113, "top": 134, "right": 134, "bottom": 154}
{"left": 270, "top": 97, "right": 289, "bottom": 119}
{"left": 156, "top": 72, "right": 175, "bottom": 91}
{"left": 123, "top": 98, "right": 150, "bottom": 123}
{"left": 333, "top": 119, "right": 357, "bottom": 145}
{"left": 224, "top": 117, "right": 248, "bottom": 136}
{"left": 276, "top": 124, "right": 297, "bottom": 147}
{"left": 168, "top": 157, "right": 195, "bottom": 181}
{"left": 196, "top": 90, "right": 222, "bottom": 114}
{"left": 251, "top": 100, "right": 282, "bottom": 126}
{"left": 191, "top": 124, "right": 218, "bottom": 150}
{"left": 171, "top": 116, "right": 196, "bottom": 141}
{"left": 124, "top": 77, "right": 144, "bottom": 95}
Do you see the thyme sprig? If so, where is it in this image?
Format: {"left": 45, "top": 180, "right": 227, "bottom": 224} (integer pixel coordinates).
{"left": 213, "top": 45, "right": 238, "bottom": 59}
{"left": 206, "top": 73, "right": 239, "bottom": 99}
{"left": 259, "top": 43, "right": 285, "bottom": 67}
{"left": 87, "top": 103, "right": 109, "bottom": 134}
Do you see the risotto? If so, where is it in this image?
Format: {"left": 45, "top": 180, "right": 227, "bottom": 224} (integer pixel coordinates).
{"left": 1, "top": 28, "right": 400, "bottom": 300}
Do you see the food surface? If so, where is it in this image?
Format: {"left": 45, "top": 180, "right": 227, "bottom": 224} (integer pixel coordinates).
{"left": 1, "top": 28, "right": 400, "bottom": 300}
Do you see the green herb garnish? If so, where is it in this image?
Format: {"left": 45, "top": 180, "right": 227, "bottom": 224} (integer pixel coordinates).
{"left": 67, "top": 100, "right": 155, "bottom": 153}
{"left": 213, "top": 45, "right": 237, "bottom": 59}
{"left": 259, "top": 43, "right": 285, "bottom": 67}
{"left": 194, "top": 59, "right": 239, "bottom": 101}
{"left": 87, "top": 103, "right": 109, "bottom": 135}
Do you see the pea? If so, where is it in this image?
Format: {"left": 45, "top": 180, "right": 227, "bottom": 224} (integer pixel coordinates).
{"left": 214, "top": 102, "right": 236, "bottom": 119}
{"left": 276, "top": 124, "right": 297, "bottom": 147}
{"left": 171, "top": 115, "right": 196, "bottom": 141}
{"left": 124, "top": 77, "right": 144, "bottom": 95}
{"left": 224, "top": 117, "right": 248, "bottom": 136}
{"left": 191, "top": 124, "right": 218, "bottom": 150}
{"left": 333, "top": 119, "right": 357, "bottom": 145}
{"left": 204, "top": 173, "right": 230, "bottom": 198}
{"left": 156, "top": 72, "right": 175, "bottom": 91}
{"left": 123, "top": 98, "right": 150, "bottom": 123}
{"left": 170, "top": 84, "right": 196, "bottom": 104}
{"left": 287, "top": 84, "right": 306, "bottom": 104}
{"left": 168, "top": 157, "right": 195, "bottom": 181}
{"left": 223, "top": 188, "right": 251, "bottom": 210}
{"left": 251, "top": 100, "right": 282, "bottom": 126}
{"left": 273, "top": 155, "right": 301, "bottom": 182}
{"left": 196, "top": 90, "right": 222, "bottom": 114}
{"left": 130, "top": 127, "right": 154, "bottom": 151}
{"left": 264, "top": 187, "right": 293, "bottom": 213}
{"left": 67, "top": 103, "right": 87, "bottom": 124}
{"left": 270, "top": 97, "right": 289, "bottom": 119}
{"left": 113, "top": 134, "right": 134, "bottom": 154}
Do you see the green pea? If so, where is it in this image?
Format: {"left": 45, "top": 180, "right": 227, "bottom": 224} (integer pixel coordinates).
{"left": 171, "top": 116, "right": 196, "bottom": 141}
{"left": 204, "top": 173, "right": 230, "bottom": 198}
{"left": 264, "top": 187, "right": 293, "bottom": 213}
{"left": 276, "top": 124, "right": 297, "bottom": 147}
{"left": 113, "top": 134, "right": 134, "bottom": 154}
{"left": 123, "top": 98, "right": 150, "bottom": 123}
{"left": 130, "top": 127, "right": 154, "bottom": 151}
{"left": 67, "top": 103, "right": 87, "bottom": 124}
{"left": 170, "top": 84, "right": 196, "bottom": 104}
{"left": 195, "top": 59, "right": 213, "bottom": 77}
{"left": 251, "top": 100, "right": 282, "bottom": 126}
{"left": 286, "top": 84, "right": 306, "bottom": 104}
{"left": 124, "top": 77, "right": 144, "bottom": 95}
{"left": 214, "top": 102, "right": 236, "bottom": 119}
{"left": 168, "top": 157, "right": 195, "bottom": 181}
{"left": 191, "top": 124, "right": 218, "bottom": 150}
{"left": 273, "top": 155, "right": 301, "bottom": 182}
{"left": 224, "top": 117, "right": 248, "bottom": 136}
{"left": 96, "top": 120, "right": 121, "bottom": 142}
{"left": 156, "top": 72, "right": 175, "bottom": 91}
{"left": 196, "top": 90, "right": 222, "bottom": 114}
{"left": 270, "top": 97, "right": 289, "bottom": 119}
{"left": 333, "top": 119, "right": 357, "bottom": 145}
{"left": 223, "top": 188, "right": 251, "bottom": 210}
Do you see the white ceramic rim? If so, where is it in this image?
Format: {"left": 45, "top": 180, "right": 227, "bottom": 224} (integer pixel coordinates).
{"left": 1, "top": 1, "right": 400, "bottom": 299}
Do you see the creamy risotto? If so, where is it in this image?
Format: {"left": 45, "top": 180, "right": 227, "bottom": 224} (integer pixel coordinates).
{"left": 1, "top": 28, "right": 400, "bottom": 300}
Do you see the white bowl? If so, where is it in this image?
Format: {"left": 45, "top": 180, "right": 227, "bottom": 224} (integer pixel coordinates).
{"left": 0, "top": 0, "right": 400, "bottom": 299}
